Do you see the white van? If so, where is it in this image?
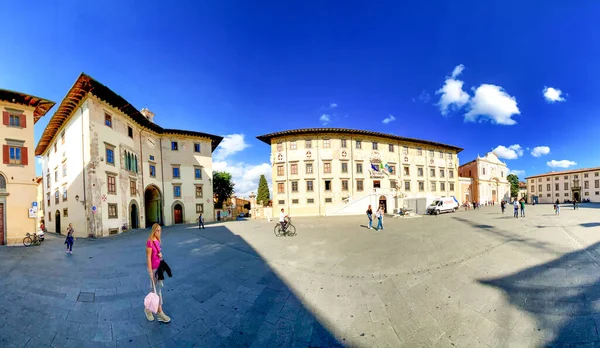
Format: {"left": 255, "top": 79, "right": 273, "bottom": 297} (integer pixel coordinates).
{"left": 426, "top": 197, "right": 459, "bottom": 215}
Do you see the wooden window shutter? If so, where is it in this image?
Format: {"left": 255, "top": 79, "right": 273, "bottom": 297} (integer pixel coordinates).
{"left": 2, "top": 145, "right": 8, "bottom": 164}
{"left": 21, "top": 147, "right": 28, "bottom": 165}
{"left": 2, "top": 111, "right": 8, "bottom": 126}
{"left": 20, "top": 114, "right": 26, "bottom": 128}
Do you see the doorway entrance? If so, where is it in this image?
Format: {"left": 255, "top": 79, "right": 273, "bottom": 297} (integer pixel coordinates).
{"left": 492, "top": 190, "right": 497, "bottom": 202}
{"left": 574, "top": 191, "right": 581, "bottom": 202}
{"left": 173, "top": 204, "right": 183, "bottom": 224}
{"left": 130, "top": 202, "right": 139, "bottom": 229}
{"left": 144, "top": 185, "right": 162, "bottom": 226}
{"left": 378, "top": 195, "right": 387, "bottom": 213}
{"left": 0, "top": 203, "right": 4, "bottom": 245}
{"left": 55, "top": 210, "right": 61, "bottom": 234}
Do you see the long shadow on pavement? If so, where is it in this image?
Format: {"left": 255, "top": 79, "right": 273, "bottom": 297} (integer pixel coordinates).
{"left": 479, "top": 241, "right": 600, "bottom": 346}
{"left": 0, "top": 223, "right": 343, "bottom": 347}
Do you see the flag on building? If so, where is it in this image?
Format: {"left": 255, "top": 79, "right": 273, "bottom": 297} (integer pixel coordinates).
{"left": 371, "top": 163, "right": 379, "bottom": 171}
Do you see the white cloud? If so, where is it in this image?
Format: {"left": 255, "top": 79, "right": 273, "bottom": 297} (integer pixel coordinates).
{"left": 543, "top": 87, "right": 566, "bottom": 103}
{"left": 330, "top": 102, "right": 338, "bottom": 108}
{"left": 509, "top": 169, "right": 526, "bottom": 176}
{"left": 436, "top": 65, "right": 470, "bottom": 115}
{"left": 413, "top": 90, "right": 431, "bottom": 103}
{"left": 320, "top": 114, "right": 331, "bottom": 125}
{"left": 382, "top": 114, "right": 396, "bottom": 124}
{"left": 213, "top": 161, "right": 272, "bottom": 199}
{"left": 212, "top": 134, "right": 271, "bottom": 198}
{"left": 451, "top": 64, "right": 465, "bottom": 78}
{"left": 547, "top": 160, "right": 577, "bottom": 168}
{"left": 531, "top": 146, "right": 550, "bottom": 157}
{"left": 465, "top": 84, "right": 520, "bottom": 125}
{"left": 492, "top": 144, "right": 523, "bottom": 160}
{"left": 213, "top": 134, "right": 250, "bottom": 161}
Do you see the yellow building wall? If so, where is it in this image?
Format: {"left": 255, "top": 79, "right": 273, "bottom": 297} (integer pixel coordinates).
{"left": 1, "top": 101, "right": 38, "bottom": 245}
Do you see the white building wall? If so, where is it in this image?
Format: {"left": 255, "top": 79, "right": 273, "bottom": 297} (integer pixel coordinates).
{"left": 42, "top": 105, "right": 86, "bottom": 237}
{"left": 41, "top": 94, "right": 218, "bottom": 237}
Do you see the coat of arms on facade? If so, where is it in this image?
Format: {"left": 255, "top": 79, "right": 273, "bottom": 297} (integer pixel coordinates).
{"left": 341, "top": 150, "right": 347, "bottom": 158}
{"left": 306, "top": 151, "right": 312, "bottom": 159}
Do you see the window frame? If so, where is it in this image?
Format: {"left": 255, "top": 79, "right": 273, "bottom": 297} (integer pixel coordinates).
{"left": 107, "top": 174, "right": 117, "bottom": 194}
{"left": 108, "top": 203, "right": 118, "bottom": 219}
{"left": 104, "top": 113, "right": 112, "bottom": 128}
{"left": 173, "top": 184, "right": 182, "bottom": 198}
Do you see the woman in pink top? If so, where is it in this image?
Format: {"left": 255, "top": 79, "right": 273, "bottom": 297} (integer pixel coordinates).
{"left": 145, "top": 223, "right": 171, "bottom": 323}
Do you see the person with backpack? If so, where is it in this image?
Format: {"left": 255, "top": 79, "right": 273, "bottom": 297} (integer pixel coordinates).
{"left": 366, "top": 205, "right": 373, "bottom": 229}
{"left": 64, "top": 223, "right": 75, "bottom": 254}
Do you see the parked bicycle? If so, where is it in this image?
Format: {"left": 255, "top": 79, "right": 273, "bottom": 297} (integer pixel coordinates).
{"left": 274, "top": 217, "right": 296, "bottom": 237}
{"left": 23, "top": 231, "right": 42, "bottom": 247}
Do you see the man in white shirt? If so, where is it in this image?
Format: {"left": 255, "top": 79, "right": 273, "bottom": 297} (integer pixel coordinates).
{"left": 513, "top": 199, "right": 519, "bottom": 218}
{"left": 279, "top": 208, "right": 288, "bottom": 230}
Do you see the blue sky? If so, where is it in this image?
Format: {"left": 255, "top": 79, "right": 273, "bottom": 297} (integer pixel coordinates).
{"left": 1, "top": 1, "right": 599, "bottom": 196}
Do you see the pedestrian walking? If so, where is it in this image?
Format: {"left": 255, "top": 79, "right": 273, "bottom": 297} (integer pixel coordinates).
{"left": 513, "top": 199, "right": 519, "bottom": 218}
{"left": 198, "top": 214, "right": 205, "bottom": 229}
{"left": 145, "top": 223, "right": 171, "bottom": 323}
{"left": 380, "top": 206, "right": 385, "bottom": 229}
{"left": 520, "top": 199, "right": 525, "bottom": 217}
{"left": 375, "top": 207, "right": 383, "bottom": 231}
{"left": 64, "top": 223, "right": 75, "bottom": 254}
{"left": 366, "top": 205, "right": 373, "bottom": 229}
{"left": 501, "top": 200, "right": 505, "bottom": 214}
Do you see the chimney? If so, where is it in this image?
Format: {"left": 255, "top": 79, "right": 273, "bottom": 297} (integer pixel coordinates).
{"left": 140, "top": 108, "right": 155, "bottom": 123}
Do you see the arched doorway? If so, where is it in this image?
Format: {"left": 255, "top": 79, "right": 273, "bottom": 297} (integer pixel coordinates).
{"left": 55, "top": 210, "right": 61, "bottom": 234}
{"left": 173, "top": 202, "right": 184, "bottom": 224}
{"left": 144, "top": 185, "right": 162, "bottom": 227}
{"left": 129, "top": 200, "right": 139, "bottom": 229}
{"left": 378, "top": 195, "right": 387, "bottom": 213}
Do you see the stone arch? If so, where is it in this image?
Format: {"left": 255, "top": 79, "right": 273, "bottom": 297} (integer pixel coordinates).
{"left": 172, "top": 200, "right": 184, "bottom": 224}
{"left": 0, "top": 172, "right": 6, "bottom": 190}
{"left": 128, "top": 199, "right": 140, "bottom": 229}
{"left": 144, "top": 184, "right": 163, "bottom": 226}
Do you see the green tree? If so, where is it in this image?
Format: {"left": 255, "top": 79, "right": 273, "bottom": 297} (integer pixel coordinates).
{"left": 507, "top": 173, "right": 520, "bottom": 198}
{"left": 256, "top": 175, "right": 270, "bottom": 206}
{"left": 213, "top": 171, "right": 235, "bottom": 209}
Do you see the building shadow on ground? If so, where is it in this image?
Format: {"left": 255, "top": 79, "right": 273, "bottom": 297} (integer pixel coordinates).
{"left": 452, "top": 216, "right": 556, "bottom": 253}
{"left": 478, "top": 241, "right": 600, "bottom": 346}
{"left": 157, "top": 223, "right": 344, "bottom": 347}
{"left": 0, "top": 222, "right": 343, "bottom": 347}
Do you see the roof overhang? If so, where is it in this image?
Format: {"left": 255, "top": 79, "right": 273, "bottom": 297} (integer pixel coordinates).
{"left": 0, "top": 89, "right": 55, "bottom": 123}
{"left": 256, "top": 128, "right": 463, "bottom": 153}
{"left": 35, "top": 73, "right": 223, "bottom": 156}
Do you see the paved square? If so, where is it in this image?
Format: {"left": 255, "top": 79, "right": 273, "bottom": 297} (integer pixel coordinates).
{"left": 2, "top": 203, "right": 600, "bottom": 347}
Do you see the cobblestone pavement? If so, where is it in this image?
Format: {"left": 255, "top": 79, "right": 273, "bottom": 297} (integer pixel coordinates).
{"left": 2, "top": 203, "right": 600, "bottom": 347}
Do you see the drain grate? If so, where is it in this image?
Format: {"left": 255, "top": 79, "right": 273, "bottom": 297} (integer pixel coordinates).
{"left": 77, "top": 292, "right": 95, "bottom": 302}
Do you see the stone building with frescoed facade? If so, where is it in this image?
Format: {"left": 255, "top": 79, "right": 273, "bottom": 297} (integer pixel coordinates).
{"left": 257, "top": 128, "right": 463, "bottom": 216}
{"left": 36, "top": 73, "right": 222, "bottom": 238}
{"left": 0, "top": 89, "right": 55, "bottom": 245}
{"left": 458, "top": 152, "right": 510, "bottom": 204}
